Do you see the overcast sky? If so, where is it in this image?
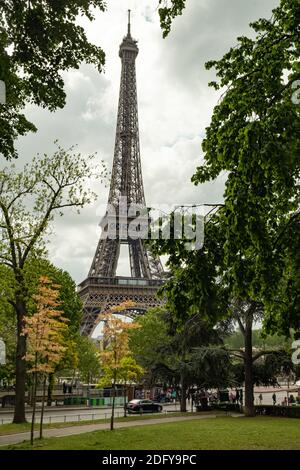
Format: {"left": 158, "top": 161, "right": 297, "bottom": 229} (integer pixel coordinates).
{"left": 15, "top": 0, "right": 279, "bottom": 283}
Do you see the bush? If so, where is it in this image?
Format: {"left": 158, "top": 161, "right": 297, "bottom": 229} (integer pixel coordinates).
{"left": 255, "top": 405, "right": 300, "bottom": 418}
{"left": 211, "top": 403, "right": 242, "bottom": 412}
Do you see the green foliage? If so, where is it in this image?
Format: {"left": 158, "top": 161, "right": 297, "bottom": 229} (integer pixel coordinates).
{"left": 157, "top": 0, "right": 187, "bottom": 38}
{"left": 99, "top": 356, "right": 143, "bottom": 388}
{"left": 130, "top": 308, "right": 231, "bottom": 390}
{"left": 75, "top": 336, "right": 100, "bottom": 383}
{"left": 0, "top": 291, "right": 15, "bottom": 383}
{"left": 264, "top": 217, "right": 300, "bottom": 336}
{"left": 0, "top": 0, "right": 106, "bottom": 159}
{"left": 192, "top": 0, "right": 300, "bottom": 308}
{"left": 24, "top": 258, "right": 84, "bottom": 374}
{"left": 154, "top": 0, "right": 300, "bottom": 340}
{"left": 149, "top": 214, "right": 229, "bottom": 326}
{"left": 118, "top": 356, "right": 144, "bottom": 384}
{"left": 23, "top": 258, "right": 83, "bottom": 335}
{"left": 0, "top": 258, "right": 83, "bottom": 381}
{"left": 0, "top": 146, "right": 106, "bottom": 281}
{"left": 0, "top": 258, "right": 82, "bottom": 331}
{"left": 0, "top": 264, "right": 16, "bottom": 382}
{"left": 231, "top": 352, "right": 292, "bottom": 387}
{"left": 225, "top": 329, "right": 292, "bottom": 350}
{"left": 191, "top": 346, "right": 234, "bottom": 390}
{"left": 148, "top": 3, "right": 300, "bottom": 414}
{"left": 129, "top": 308, "right": 172, "bottom": 369}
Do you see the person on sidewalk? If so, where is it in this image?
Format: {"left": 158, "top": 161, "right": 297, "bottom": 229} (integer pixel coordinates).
{"left": 272, "top": 392, "right": 277, "bottom": 405}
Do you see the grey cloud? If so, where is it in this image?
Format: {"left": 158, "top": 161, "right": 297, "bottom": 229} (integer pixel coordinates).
{"left": 160, "top": 0, "right": 279, "bottom": 88}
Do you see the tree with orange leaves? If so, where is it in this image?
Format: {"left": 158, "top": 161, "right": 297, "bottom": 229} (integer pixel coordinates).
{"left": 22, "top": 276, "right": 68, "bottom": 444}
{"left": 98, "top": 301, "right": 140, "bottom": 430}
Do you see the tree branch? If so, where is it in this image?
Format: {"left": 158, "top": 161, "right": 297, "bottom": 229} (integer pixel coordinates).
{"left": 20, "top": 190, "right": 60, "bottom": 267}
{"left": 236, "top": 314, "right": 245, "bottom": 337}
{"left": 273, "top": 208, "right": 300, "bottom": 250}
{"left": 252, "top": 349, "right": 283, "bottom": 362}
{"left": 227, "top": 348, "right": 245, "bottom": 359}
{"left": 7, "top": 182, "right": 38, "bottom": 210}
{"left": 0, "top": 201, "right": 18, "bottom": 272}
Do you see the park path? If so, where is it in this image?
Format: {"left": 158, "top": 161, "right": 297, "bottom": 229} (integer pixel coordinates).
{"left": 0, "top": 414, "right": 224, "bottom": 447}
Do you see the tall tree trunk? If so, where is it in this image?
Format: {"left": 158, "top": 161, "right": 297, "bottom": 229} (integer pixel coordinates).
{"left": 13, "top": 300, "right": 27, "bottom": 423}
{"left": 110, "top": 378, "right": 116, "bottom": 431}
{"left": 180, "top": 373, "right": 187, "bottom": 412}
{"left": 244, "top": 314, "right": 255, "bottom": 417}
{"left": 30, "top": 369, "right": 38, "bottom": 445}
{"left": 28, "top": 381, "right": 33, "bottom": 407}
{"left": 47, "top": 373, "right": 54, "bottom": 407}
{"left": 123, "top": 383, "right": 127, "bottom": 417}
{"left": 40, "top": 375, "right": 47, "bottom": 439}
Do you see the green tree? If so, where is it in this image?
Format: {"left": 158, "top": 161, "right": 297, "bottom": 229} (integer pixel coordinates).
{"left": 23, "top": 276, "right": 68, "bottom": 444}
{"left": 264, "top": 216, "right": 300, "bottom": 336}
{"left": 28, "top": 259, "right": 84, "bottom": 405}
{"left": 98, "top": 302, "right": 139, "bottom": 430}
{"left": 0, "top": 0, "right": 106, "bottom": 159}
{"left": 225, "top": 329, "right": 292, "bottom": 350}
{"left": 76, "top": 335, "right": 101, "bottom": 384}
{"left": 129, "top": 308, "right": 172, "bottom": 370}
{"left": 0, "top": 281, "right": 15, "bottom": 385}
{"left": 154, "top": 0, "right": 300, "bottom": 417}
{"left": 101, "top": 356, "right": 144, "bottom": 418}
{"left": 192, "top": 0, "right": 300, "bottom": 311}
{"left": 0, "top": 258, "right": 83, "bottom": 404}
{"left": 130, "top": 307, "right": 229, "bottom": 412}
{"left": 190, "top": 0, "right": 300, "bottom": 414}
{"left": 0, "top": 146, "right": 105, "bottom": 422}
{"left": 232, "top": 351, "right": 296, "bottom": 389}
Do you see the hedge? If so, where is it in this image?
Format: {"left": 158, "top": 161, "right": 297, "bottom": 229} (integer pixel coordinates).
{"left": 255, "top": 405, "right": 300, "bottom": 418}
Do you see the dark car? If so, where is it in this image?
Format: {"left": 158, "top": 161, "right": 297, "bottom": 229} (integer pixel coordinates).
{"left": 126, "top": 399, "right": 163, "bottom": 414}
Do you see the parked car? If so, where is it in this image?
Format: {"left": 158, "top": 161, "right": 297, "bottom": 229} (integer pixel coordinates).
{"left": 126, "top": 399, "right": 163, "bottom": 414}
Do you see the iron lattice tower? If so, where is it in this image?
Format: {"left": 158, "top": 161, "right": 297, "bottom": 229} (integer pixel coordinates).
{"left": 79, "top": 12, "right": 164, "bottom": 335}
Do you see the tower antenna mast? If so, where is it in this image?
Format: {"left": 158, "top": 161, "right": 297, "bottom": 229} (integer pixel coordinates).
{"left": 128, "top": 9, "right": 131, "bottom": 36}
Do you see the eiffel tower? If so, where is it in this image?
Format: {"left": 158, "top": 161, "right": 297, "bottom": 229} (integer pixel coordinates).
{"left": 79, "top": 11, "right": 164, "bottom": 335}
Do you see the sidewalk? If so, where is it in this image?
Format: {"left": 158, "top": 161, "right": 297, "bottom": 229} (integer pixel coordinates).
{"left": 0, "top": 414, "right": 220, "bottom": 447}
{"left": 253, "top": 386, "right": 299, "bottom": 393}
{"left": 0, "top": 405, "right": 121, "bottom": 415}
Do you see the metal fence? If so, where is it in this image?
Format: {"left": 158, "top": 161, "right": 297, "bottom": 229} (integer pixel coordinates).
{"left": 0, "top": 411, "right": 121, "bottom": 425}
{"left": 0, "top": 408, "right": 170, "bottom": 425}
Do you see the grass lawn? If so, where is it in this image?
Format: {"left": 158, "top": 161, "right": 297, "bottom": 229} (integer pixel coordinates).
{"left": 0, "top": 412, "right": 198, "bottom": 436}
{"left": 3, "top": 416, "right": 300, "bottom": 450}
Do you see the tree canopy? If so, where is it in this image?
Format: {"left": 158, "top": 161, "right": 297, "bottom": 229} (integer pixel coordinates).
{"left": 149, "top": 0, "right": 300, "bottom": 417}
{"left": 0, "top": 0, "right": 106, "bottom": 159}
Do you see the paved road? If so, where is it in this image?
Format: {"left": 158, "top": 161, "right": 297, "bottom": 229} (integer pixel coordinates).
{"left": 0, "top": 403, "right": 180, "bottom": 425}
{"left": 0, "top": 414, "right": 220, "bottom": 447}
{"left": 1, "top": 387, "right": 298, "bottom": 425}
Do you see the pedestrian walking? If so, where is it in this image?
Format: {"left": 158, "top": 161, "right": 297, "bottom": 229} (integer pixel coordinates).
{"left": 272, "top": 392, "right": 276, "bottom": 405}
{"left": 282, "top": 397, "right": 288, "bottom": 406}
{"left": 258, "top": 393, "right": 263, "bottom": 405}
{"left": 239, "top": 388, "right": 243, "bottom": 405}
